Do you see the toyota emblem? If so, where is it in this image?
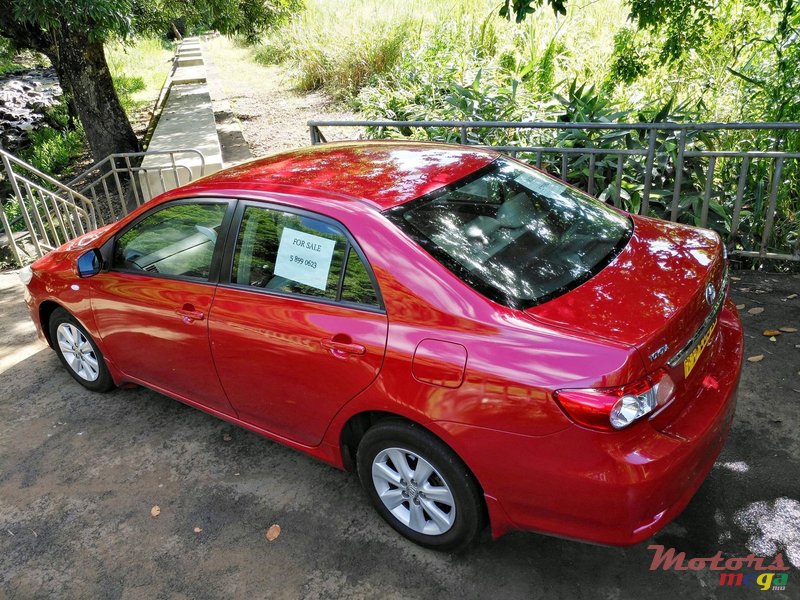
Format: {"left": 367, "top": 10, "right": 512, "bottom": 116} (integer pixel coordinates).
{"left": 705, "top": 283, "right": 717, "bottom": 306}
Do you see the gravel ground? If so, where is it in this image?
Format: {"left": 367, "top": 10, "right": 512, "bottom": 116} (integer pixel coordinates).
{"left": 0, "top": 268, "right": 798, "bottom": 599}
{"left": 202, "top": 38, "right": 363, "bottom": 157}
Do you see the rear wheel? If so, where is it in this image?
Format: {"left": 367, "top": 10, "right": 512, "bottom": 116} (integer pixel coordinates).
{"left": 49, "top": 308, "right": 114, "bottom": 392}
{"left": 356, "top": 420, "right": 485, "bottom": 552}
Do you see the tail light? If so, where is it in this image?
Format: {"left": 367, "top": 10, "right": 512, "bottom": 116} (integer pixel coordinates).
{"left": 554, "top": 370, "right": 675, "bottom": 432}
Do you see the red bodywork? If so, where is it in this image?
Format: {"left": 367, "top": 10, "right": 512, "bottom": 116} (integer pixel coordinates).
{"left": 23, "top": 141, "right": 743, "bottom": 546}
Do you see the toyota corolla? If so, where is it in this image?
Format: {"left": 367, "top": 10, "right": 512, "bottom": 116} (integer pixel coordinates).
{"left": 19, "top": 141, "right": 743, "bottom": 551}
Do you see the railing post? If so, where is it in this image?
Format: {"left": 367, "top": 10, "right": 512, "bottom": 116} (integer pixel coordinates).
{"left": 701, "top": 155, "right": 716, "bottom": 228}
{"left": 670, "top": 127, "right": 687, "bottom": 221}
{"left": 310, "top": 124, "right": 321, "bottom": 145}
{"left": 729, "top": 155, "right": 750, "bottom": 254}
{"left": 613, "top": 155, "right": 624, "bottom": 207}
{"left": 641, "top": 127, "right": 658, "bottom": 216}
{"left": 0, "top": 199, "right": 23, "bottom": 267}
{"left": 460, "top": 126, "right": 468, "bottom": 145}
{"left": 760, "top": 157, "right": 784, "bottom": 257}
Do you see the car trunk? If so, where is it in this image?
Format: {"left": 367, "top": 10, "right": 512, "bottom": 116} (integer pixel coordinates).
{"left": 525, "top": 215, "right": 727, "bottom": 378}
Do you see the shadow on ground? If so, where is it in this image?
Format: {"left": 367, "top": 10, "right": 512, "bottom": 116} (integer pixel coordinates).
{"left": 0, "top": 271, "right": 798, "bottom": 599}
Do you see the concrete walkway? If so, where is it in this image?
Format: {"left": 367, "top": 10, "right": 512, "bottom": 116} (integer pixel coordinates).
{"left": 0, "top": 270, "right": 798, "bottom": 598}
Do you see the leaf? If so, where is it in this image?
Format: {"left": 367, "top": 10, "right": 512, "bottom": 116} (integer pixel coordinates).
{"left": 763, "top": 329, "right": 781, "bottom": 336}
{"left": 193, "top": 526, "right": 203, "bottom": 533}
{"left": 787, "top": 294, "right": 798, "bottom": 299}
{"left": 265, "top": 524, "right": 281, "bottom": 541}
{"left": 747, "top": 355, "right": 764, "bottom": 363}
{"left": 151, "top": 505, "right": 161, "bottom": 517}
{"left": 736, "top": 304, "right": 745, "bottom": 310}
{"left": 748, "top": 307, "right": 764, "bottom": 315}
{"left": 779, "top": 327, "right": 798, "bottom": 333}
{"left": 769, "top": 336, "right": 777, "bottom": 342}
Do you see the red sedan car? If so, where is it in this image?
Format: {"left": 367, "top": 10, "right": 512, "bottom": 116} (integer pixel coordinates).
{"left": 20, "top": 141, "right": 743, "bottom": 551}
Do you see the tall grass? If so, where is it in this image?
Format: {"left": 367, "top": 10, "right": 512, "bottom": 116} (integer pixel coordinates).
{"left": 106, "top": 37, "right": 173, "bottom": 117}
{"left": 254, "top": 0, "right": 434, "bottom": 99}
{"left": 255, "top": 0, "right": 627, "bottom": 102}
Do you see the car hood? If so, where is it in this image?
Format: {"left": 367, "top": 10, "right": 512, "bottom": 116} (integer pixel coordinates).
{"left": 61, "top": 222, "right": 116, "bottom": 252}
{"left": 525, "top": 215, "right": 727, "bottom": 371}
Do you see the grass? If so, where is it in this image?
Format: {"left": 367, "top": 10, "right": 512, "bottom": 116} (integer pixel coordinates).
{"left": 253, "top": 0, "right": 453, "bottom": 100}
{"left": 106, "top": 37, "right": 173, "bottom": 119}
{"left": 254, "top": 0, "right": 627, "bottom": 102}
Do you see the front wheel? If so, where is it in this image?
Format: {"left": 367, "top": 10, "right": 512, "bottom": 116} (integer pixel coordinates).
{"left": 49, "top": 308, "right": 115, "bottom": 392}
{"left": 356, "top": 420, "right": 485, "bottom": 552}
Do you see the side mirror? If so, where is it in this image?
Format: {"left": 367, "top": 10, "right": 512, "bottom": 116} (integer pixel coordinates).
{"left": 76, "top": 249, "right": 103, "bottom": 278}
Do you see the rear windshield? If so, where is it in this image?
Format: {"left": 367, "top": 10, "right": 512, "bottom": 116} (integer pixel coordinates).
{"left": 387, "top": 157, "right": 632, "bottom": 308}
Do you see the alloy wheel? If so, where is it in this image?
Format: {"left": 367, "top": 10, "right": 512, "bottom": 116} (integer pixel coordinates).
{"left": 371, "top": 447, "right": 456, "bottom": 535}
{"left": 56, "top": 322, "right": 100, "bottom": 382}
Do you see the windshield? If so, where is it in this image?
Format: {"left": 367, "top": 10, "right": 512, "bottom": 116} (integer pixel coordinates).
{"left": 387, "top": 157, "right": 632, "bottom": 308}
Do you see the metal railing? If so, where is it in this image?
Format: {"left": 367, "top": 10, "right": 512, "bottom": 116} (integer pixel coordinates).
{"left": 0, "top": 148, "right": 96, "bottom": 266}
{"left": 68, "top": 149, "right": 206, "bottom": 225}
{"left": 308, "top": 120, "right": 800, "bottom": 262}
{"left": 1, "top": 148, "right": 206, "bottom": 267}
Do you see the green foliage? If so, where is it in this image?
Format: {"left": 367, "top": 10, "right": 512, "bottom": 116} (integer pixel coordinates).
{"left": 0, "top": 36, "right": 15, "bottom": 74}
{"left": 11, "top": 0, "right": 134, "bottom": 40}
{"left": 20, "top": 125, "right": 86, "bottom": 177}
{"left": 499, "top": 0, "right": 566, "bottom": 22}
{"left": 255, "top": 1, "right": 413, "bottom": 100}
{"left": 106, "top": 37, "right": 172, "bottom": 118}
{"left": 627, "top": 0, "right": 713, "bottom": 61}
{"left": 2, "top": 198, "right": 25, "bottom": 232}
{"left": 606, "top": 28, "right": 649, "bottom": 85}
{"left": 130, "top": 0, "right": 302, "bottom": 43}
{"left": 1, "top": 0, "right": 302, "bottom": 47}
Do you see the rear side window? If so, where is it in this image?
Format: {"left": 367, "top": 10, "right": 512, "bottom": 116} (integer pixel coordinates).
{"left": 113, "top": 202, "right": 227, "bottom": 280}
{"left": 231, "top": 206, "right": 380, "bottom": 308}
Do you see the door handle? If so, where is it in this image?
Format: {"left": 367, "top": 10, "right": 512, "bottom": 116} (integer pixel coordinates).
{"left": 321, "top": 337, "right": 366, "bottom": 357}
{"left": 176, "top": 304, "right": 205, "bottom": 323}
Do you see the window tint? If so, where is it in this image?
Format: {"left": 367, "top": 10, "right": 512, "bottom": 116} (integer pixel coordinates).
{"left": 113, "top": 202, "right": 226, "bottom": 280}
{"left": 389, "top": 158, "right": 632, "bottom": 308}
{"left": 232, "top": 206, "right": 380, "bottom": 307}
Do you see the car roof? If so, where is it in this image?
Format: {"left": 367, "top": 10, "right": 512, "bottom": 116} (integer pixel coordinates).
{"left": 184, "top": 141, "right": 499, "bottom": 211}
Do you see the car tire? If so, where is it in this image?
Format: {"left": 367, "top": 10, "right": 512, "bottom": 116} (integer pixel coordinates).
{"left": 49, "top": 308, "right": 115, "bottom": 392}
{"left": 356, "top": 420, "right": 485, "bottom": 552}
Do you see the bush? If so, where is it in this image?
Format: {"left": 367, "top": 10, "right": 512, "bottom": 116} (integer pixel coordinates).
{"left": 21, "top": 126, "right": 86, "bottom": 176}
{"left": 257, "top": 4, "right": 412, "bottom": 100}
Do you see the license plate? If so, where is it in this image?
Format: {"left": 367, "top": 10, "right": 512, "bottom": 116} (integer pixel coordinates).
{"left": 684, "top": 319, "right": 717, "bottom": 378}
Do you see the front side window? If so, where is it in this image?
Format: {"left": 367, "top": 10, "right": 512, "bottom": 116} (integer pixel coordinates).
{"left": 113, "top": 202, "right": 227, "bottom": 280}
{"left": 232, "top": 206, "right": 380, "bottom": 307}
{"left": 388, "top": 158, "right": 632, "bottom": 308}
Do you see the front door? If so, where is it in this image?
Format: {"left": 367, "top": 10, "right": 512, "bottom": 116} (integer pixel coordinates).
{"left": 208, "top": 203, "right": 387, "bottom": 445}
{"left": 91, "top": 199, "right": 236, "bottom": 416}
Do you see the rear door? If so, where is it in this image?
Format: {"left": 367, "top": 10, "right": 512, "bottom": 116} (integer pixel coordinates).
{"left": 91, "top": 199, "right": 237, "bottom": 416}
{"left": 208, "top": 202, "right": 388, "bottom": 446}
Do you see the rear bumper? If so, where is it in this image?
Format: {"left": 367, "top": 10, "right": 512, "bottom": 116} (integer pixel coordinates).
{"left": 439, "top": 300, "right": 743, "bottom": 545}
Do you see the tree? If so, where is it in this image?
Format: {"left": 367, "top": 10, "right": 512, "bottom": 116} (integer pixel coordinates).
{"left": 502, "top": 0, "right": 800, "bottom": 123}
{"left": 500, "top": 0, "right": 567, "bottom": 22}
{"left": 0, "top": 0, "right": 299, "bottom": 161}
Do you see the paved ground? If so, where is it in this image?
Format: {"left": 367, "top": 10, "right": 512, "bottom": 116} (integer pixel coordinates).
{"left": 0, "top": 269, "right": 798, "bottom": 600}
{"left": 202, "top": 38, "right": 363, "bottom": 158}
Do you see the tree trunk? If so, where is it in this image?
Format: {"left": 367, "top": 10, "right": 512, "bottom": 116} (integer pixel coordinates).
{"left": 48, "top": 27, "right": 140, "bottom": 161}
